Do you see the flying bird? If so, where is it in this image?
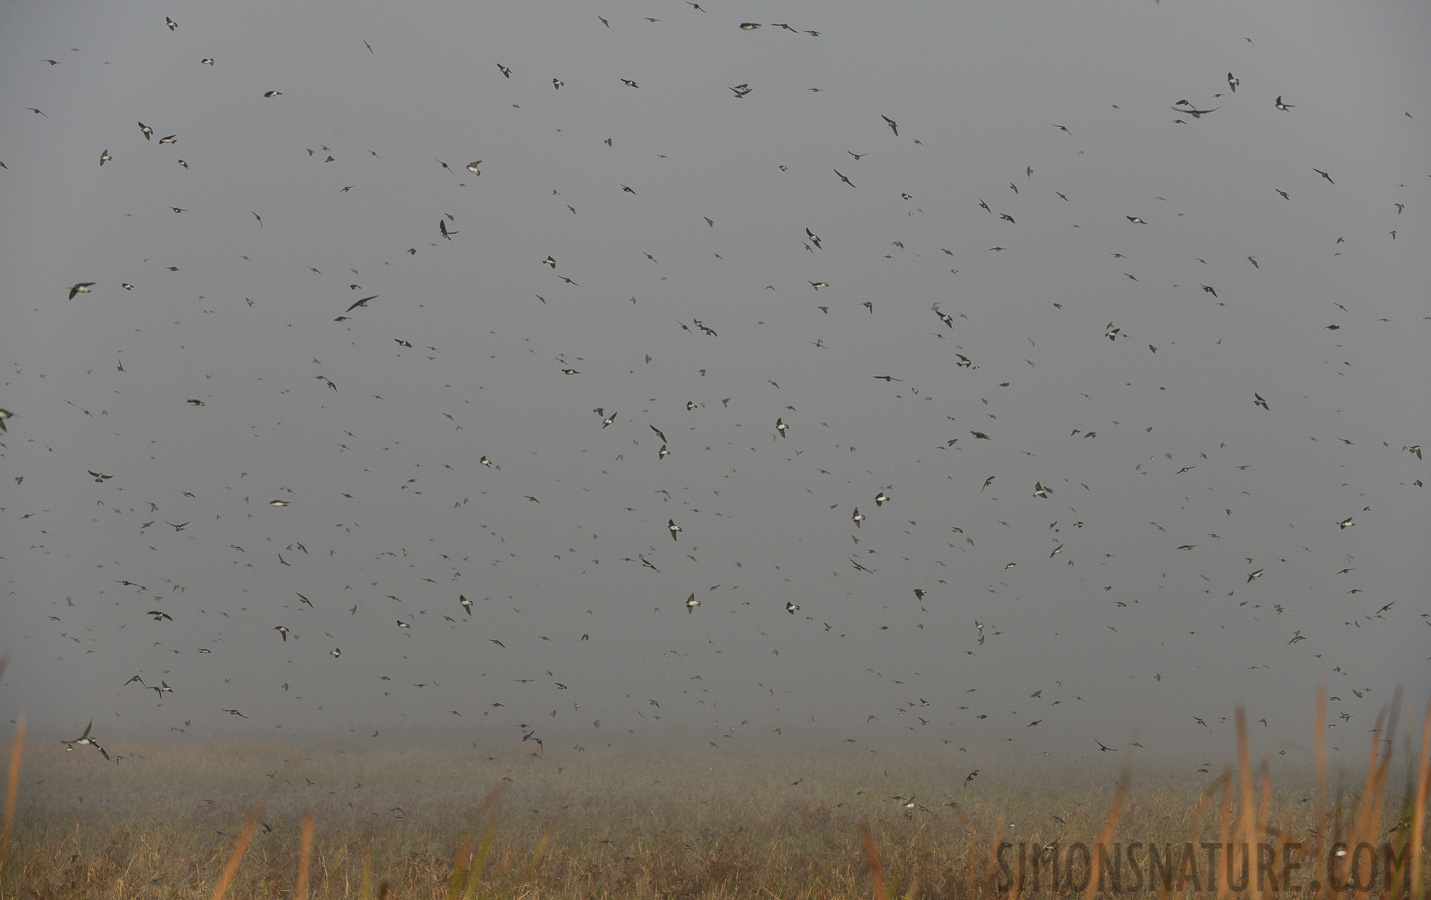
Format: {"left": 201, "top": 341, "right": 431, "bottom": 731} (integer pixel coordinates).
{"left": 881, "top": 115, "right": 898, "bottom": 136}
{"left": 69, "top": 282, "right": 95, "bottom": 299}
{"left": 61, "top": 720, "right": 108, "bottom": 759}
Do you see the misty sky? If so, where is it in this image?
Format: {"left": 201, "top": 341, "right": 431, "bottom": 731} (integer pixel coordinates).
{"left": 2, "top": 0, "right": 1427, "bottom": 762}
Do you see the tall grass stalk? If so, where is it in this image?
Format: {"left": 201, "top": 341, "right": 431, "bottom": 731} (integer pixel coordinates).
{"left": 1082, "top": 767, "right": 1126, "bottom": 900}
{"left": 209, "top": 779, "right": 278, "bottom": 900}
{"left": 857, "top": 819, "right": 886, "bottom": 900}
{"left": 0, "top": 711, "right": 20, "bottom": 876}
{"left": 1408, "top": 695, "right": 1430, "bottom": 900}
{"left": 295, "top": 810, "right": 314, "bottom": 900}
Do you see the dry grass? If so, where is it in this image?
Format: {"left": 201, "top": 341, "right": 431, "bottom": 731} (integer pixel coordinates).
{"left": 3, "top": 694, "right": 1426, "bottom": 899}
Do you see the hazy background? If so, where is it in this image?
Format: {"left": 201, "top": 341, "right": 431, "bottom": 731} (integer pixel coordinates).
{"left": 2, "top": 0, "right": 1426, "bottom": 764}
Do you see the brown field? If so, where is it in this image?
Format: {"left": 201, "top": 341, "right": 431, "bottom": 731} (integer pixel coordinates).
{"left": 2, "top": 697, "right": 1427, "bottom": 899}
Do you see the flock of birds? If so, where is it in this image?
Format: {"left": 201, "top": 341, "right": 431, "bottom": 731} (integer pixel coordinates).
{"left": 6, "top": 4, "right": 1426, "bottom": 769}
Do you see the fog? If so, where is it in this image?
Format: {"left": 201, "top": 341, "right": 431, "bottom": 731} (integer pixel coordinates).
{"left": 2, "top": 0, "right": 1427, "bottom": 764}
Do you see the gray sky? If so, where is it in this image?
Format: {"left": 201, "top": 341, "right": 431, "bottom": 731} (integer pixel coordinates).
{"left": 2, "top": 0, "right": 1427, "bottom": 761}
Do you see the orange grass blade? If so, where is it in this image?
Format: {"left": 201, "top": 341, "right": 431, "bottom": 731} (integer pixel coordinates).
{"left": 1351, "top": 700, "right": 1396, "bottom": 900}
{"left": 462, "top": 825, "right": 497, "bottom": 900}
{"left": 1083, "top": 768, "right": 1127, "bottom": 900}
{"left": 0, "top": 713, "right": 21, "bottom": 876}
{"left": 459, "top": 781, "right": 511, "bottom": 899}
{"left": 518, "top": 829, "right": 553, "bottom": 884}
{"left": 294, "top": 810, "right": 314, "bottom": 900}
{"left": 1409, "top": 695, "right": 1430, "bottom": 900}
{"left": 210, "top": 780, "right": 280, "bottom": 900}
{"left": 1215, "top": 768, "right": 1233, "bottom": 900}
{"left": 983, "top": 817, "right": 1014, "bottom": 899}
{"left": 447, "top": 833, "right": 473, "bottom": 900}
{"left": 1233, "top": 707, "right": 1261, "bottom": 900}
{"left": 359, "top": 844, "right": 373, "bottom": 900}
{"left": 1313, "top": 683, "right": 1328, "bottom": 893}
{"left": 857, "top": 819, "right": 887, "bottom": 900}
{"left": 901, "top": 873, "right": 921, "bottom": 900}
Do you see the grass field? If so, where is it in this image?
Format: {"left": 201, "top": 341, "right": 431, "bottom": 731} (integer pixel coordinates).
{"left": 2, "top": 696, "right": 1427, "bottom": 899}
